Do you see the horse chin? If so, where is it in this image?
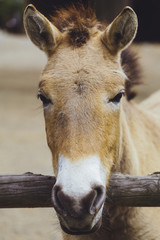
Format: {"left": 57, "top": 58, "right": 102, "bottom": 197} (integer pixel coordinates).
{"left": 60, "top": 217, "right": 102, "bottom": 236}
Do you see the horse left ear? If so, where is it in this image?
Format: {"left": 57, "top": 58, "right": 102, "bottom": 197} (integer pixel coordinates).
{"left": 102, "top": 7, "right": 138, "bottom": 54}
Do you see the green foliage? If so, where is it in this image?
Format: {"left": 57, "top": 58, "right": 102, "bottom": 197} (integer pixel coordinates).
{"left": 0, "top": 0, "right": 25, "bottom": 32}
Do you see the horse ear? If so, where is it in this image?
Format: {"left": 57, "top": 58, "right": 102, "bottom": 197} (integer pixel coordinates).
{"left": 102, "top": 7, "right": 138, "bottom": 54}
{"left": 23, "top": 4, "right": 62, "bottom": 56}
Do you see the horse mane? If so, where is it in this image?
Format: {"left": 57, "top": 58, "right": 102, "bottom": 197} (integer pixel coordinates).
{"left": 26, "top": 0, "right": 141, "bottom": 100}
{"left": 26, "top": 0, "right": 96, "bottom": 30}
{"left": 122, "top": 49, "right": 141, "bottom": 100}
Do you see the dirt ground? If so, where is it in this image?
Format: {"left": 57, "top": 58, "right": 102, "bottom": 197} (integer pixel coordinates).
{"left": 0, "top": 31, "right": 160, "bottom": 240}
{"left": 0, "top": 31, "right": 62, "bottom": 240}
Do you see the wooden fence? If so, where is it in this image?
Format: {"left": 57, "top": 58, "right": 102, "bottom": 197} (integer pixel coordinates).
{"left": 0, "top": 172, "right": 160, "bottom": 208}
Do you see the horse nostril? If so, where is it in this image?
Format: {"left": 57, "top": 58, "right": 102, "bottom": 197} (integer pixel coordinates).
{"left": 89, "top": 186, "right": 106, "bottom": 215}
{"left": 52, "top": 185, "right": 66, "bottom": 215}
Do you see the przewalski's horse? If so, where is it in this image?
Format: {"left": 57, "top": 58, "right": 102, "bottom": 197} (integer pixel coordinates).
{"left": 24, "top": 1, "right": 160, "bottom": 239}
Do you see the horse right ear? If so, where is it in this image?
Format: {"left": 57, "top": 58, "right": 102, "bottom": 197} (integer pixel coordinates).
{"left": 23, "top": 4, "right": 62, "bottom": 56}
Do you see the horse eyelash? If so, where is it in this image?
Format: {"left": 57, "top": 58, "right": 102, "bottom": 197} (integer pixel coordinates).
{"left": 109, "top": 91, "right": 125, "bottom": 104}
{"left": 37, "top": 92, "right": 52, "bottom": 106}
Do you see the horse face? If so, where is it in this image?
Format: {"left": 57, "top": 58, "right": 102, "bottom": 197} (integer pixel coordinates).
{"left": 38, "top": 45, "right": 125, "bottom": 234}
{"left": 24, "top": 5, "right": 137, "bottom": 235}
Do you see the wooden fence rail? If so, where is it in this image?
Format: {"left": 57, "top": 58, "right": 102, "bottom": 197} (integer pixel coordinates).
{"left": 0, "top": 172, "right": 160, "bottom": 208}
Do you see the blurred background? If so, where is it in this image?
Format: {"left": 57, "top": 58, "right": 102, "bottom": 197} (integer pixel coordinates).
{"left": 0, "top": 0, "right": 160, "bottom": 239}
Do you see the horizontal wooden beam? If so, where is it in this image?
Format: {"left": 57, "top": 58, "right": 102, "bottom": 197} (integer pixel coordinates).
{"left": 107, "top": 172, "right": 160, "bottom": 206}
{"left": 0, "top": 172, "right": 160, "bottom": 208}
{"left": 0, "top": 173, "right": 55, "bottom": 208}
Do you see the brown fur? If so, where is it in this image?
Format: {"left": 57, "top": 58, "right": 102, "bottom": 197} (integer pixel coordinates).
{"left": 68, "top": 25, "right": 90, "bottom": 47}
{"left": 24, "top": 2, "right": 160, "bottom": 240}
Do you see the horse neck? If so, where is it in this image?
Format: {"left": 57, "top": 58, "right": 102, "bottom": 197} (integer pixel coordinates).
{"left": 116, "top": 98, "right": 158, "bottom": 176}
{"left": 119, "top": 97, "right": 160, "bottom": 177}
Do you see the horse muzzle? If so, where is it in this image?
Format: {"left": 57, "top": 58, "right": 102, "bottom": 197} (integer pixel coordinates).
{"left": 51, "top": 184, "right": 106, "bottom": 235}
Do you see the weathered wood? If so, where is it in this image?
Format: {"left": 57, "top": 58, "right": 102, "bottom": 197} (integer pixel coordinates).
{"left": 107, "top": 173, "right": 160, "bottom": 207}
{"left": 0, "top": 172, "right": 56, "bottom": 208}
{"left": 0, "top": 172, "right": 160, "bottom": 208}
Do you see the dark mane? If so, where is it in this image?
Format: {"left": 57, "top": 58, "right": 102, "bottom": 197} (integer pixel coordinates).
{"left": 121, "top": 49, "right": 141, "bottom": 100}
{"left": 26, "top": 0, "right": 141, "bottom": 100}
{"left": 27, "top": 0, "right": 98, "bottom": 47}
{"left": 26, "top": 0, "right": 96, "bottom": 30}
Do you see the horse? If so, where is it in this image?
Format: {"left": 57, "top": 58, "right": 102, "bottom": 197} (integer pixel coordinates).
{"left": 24, "top": 1, "right": 160, "bottom": 239}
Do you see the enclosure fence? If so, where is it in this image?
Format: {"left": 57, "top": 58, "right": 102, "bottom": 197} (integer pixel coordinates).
{"left": 0, "top": 172, "right": 160, "bottom": 208}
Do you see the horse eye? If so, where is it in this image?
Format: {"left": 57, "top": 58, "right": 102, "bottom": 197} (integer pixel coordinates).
{"left": 109, "top": 91, "right": 125, "bottom": 104}
{"left": 37, "top": 93, "right": 52, "bottom": 106}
